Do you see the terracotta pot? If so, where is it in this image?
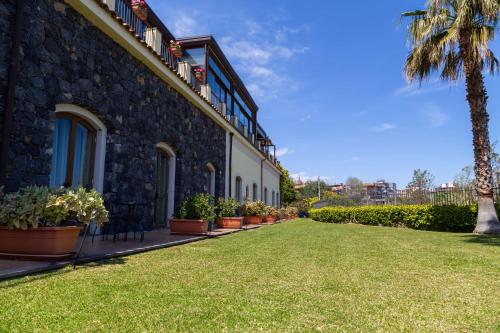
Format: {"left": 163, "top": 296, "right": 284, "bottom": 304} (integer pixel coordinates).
{"left": 195, "top": 71, "right": 205, "bottom": 82}
{"left": 263, "top": 216, "right": 277, "bottom": 224}
{"left": 132, "top": 4, "right": 147, "bottom": 21}
{"left": 244, "top": 216, "right": 262, "bottom": 225}
{"left": 170, "top": 219, "right": 208, "bottom": 235}
{"left": 217, "top": 217, "right": 244, "bottom": 229}
{"left": 0, "top": 226, "right": 82, "bottom": 260}
{"left": 170, "top": 47, "right": 182, "bottom": 58}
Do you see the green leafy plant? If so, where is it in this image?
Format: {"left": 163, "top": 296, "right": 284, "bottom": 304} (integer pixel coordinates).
{"left": 59, "top": 188, "right": 109, "bottom": 226}
{"left": 0, "top": 186, "right": 108, "bottom": 230}
{"left": 242, "top": 200, "right": 265, "bottom": 217}
{"left": 214, "top": 197, "right": 240, "bottom": 218}
{"left": 309, "top": 204, "right": 500, "bottom": 233}
{"left": 179, "top": 193, "right": 215, "bottom": 221}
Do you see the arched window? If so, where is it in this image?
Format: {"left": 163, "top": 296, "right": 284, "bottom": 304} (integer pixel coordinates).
{"left": 206, "top": 163, "right": 216, "bottom": 196}
{"left": 252, "top": 183, "right": 258, "bottom": 201}
{"left": 272, "top": 190, "right": 275, "bottom": 206}
{"left": 50, "top": 104, "right": 107, "bottom": 192}
{"left": 264, "top": 187, "right": 268, "bottom": 205}
{"left": 245, "top": 185, "right": 249, "bottom": 201}
{"left": 235, "top": 176, "right": 242, "bottom": 203}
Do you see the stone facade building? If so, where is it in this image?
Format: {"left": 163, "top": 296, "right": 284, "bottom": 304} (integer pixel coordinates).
{"left": 0, "top": 0, "right": 281, "bottom": 227}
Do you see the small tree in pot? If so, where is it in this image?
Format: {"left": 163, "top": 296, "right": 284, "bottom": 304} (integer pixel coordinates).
{"left": 242, "top": 200, "right": 265, "bottom": 225}
{"left": 215, "top": 197, "right": 243, "bottom": 229}
{"left": 263, "top": 206, "right": 278, "bottom": 224}
{"left": 171, "top": 193, "right": 214, "bottom": 235}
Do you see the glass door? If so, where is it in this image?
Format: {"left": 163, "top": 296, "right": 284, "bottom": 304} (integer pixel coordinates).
{"left": 155, "top": 150, "right": 170, "bottom": 227}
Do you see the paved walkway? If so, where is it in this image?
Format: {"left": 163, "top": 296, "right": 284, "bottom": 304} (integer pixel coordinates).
{"left": 0, "top": 224, "right": 266, "bottom": 281}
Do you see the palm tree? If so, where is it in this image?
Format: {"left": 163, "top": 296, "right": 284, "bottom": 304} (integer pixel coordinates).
{"left": 403, "top": 0, "right": 500, "bottom": 234}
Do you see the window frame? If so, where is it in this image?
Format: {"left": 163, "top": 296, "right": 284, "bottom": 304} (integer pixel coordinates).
{"left": 54, "top": 112, "right": 97, "bottom": 189}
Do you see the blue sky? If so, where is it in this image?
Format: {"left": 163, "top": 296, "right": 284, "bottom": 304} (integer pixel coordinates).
{"left": 148, "top": 0, "right": 500, "bottom": 188}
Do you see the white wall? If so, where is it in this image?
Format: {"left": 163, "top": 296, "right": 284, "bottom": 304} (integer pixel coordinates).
{"left": 230, "top": 134, "right": 281, "bottom": 206}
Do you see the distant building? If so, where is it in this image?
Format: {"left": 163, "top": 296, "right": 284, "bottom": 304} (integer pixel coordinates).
{"left": 364, "top": 180, "right": 397, "bottom": 204}
{"left": 294, "top": 178, "right": 306, "bottom": 191}
{"left": 330, "top": 183, "right": 349, "bottom": 194}
{"left": 437, "top": 182, "right": 455, "bottom": 192}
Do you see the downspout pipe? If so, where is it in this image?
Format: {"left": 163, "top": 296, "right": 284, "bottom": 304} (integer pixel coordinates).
{"left": 0, "top": 0, "right": 25, "bottom": 187}
{"left": 228, "top": 132, "right": 233, "bottom": 197}
{"left": 260, "top": 158, "right": 265, "bottom": 201}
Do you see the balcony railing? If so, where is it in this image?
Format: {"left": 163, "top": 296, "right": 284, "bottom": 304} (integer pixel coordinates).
{"left": 160, "top": 40, "right": 179, "bottom": 71}
{"left": 115, "top": 0, "right": 147, "bottom": 40}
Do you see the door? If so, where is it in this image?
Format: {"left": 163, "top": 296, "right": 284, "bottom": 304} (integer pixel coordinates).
{"left": 155, "top": 149, "right": 170, "bottom": 227}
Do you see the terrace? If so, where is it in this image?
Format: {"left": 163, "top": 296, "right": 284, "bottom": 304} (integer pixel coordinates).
{"left": 109, "top": 0, "right": 278, "bottom": 164}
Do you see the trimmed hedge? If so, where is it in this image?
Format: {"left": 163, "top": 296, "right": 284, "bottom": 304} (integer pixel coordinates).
{"left": 309, "top": 204, "right": 500, "bottom": 232}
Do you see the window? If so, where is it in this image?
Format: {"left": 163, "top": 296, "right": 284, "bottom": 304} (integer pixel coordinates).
{"left": 272, "top": 190, "right": 275, "bottom": 206}
{"left": 245, "top": 185, "right": 249, "bottom": 201}
{"left": 50, "top": 113, "right": 96, "bottom": 189}
{"left": 206, "top": 163, "right": 216, "bottom": 196}
{"left": 235, "top": 176, "right": 242, "bottom": 203}
{"left": 252, "top": 183, "right": 258, "bottom": 201}
{"left": 182, "top": 47, "right": 205, "bottom": 65}
{"left": 277, "top": 192, "right": 280, "bottom": 208}
{"left": 264, "top": 187, "right": 268, "bottom": 205}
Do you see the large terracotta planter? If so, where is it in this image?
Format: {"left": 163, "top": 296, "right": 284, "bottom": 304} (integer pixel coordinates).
{"left": 244, "top": 216, "right": 262, "bottom": 225}
{"left": 0, "top": 226, "right": 82, "bottom": 260}
{"left": 263, "top": 216, "right": 277, "bottom": 224}
{"left": 170, "top": 219, "right": 208, "bottom": 235}
{"left": 217, "top": 217, "right": 243, "bottom": 229}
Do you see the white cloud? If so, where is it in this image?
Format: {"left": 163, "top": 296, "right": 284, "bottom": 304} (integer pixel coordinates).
{"left": 423, "top": 103, "right": 449, "bottom": 128}
{"left": 291, "top": 172, "right": 332, "bottom": 183}
{"left": 393, "top": 78, "right": 454, "bottom": 98}
{"left": 299, "top": 114, "right": 313, "bottom": 122}
{"left": 276, "top": 148, "right": 293, "bottom": 157}
{"left": 350, "top": 157, "right": 361, "bottom": 161}
{"left": 173, "top": 15, "right": 198, "bottom": 37}
{"left": 372, "top": 122, "right": 397, "bottom": 132}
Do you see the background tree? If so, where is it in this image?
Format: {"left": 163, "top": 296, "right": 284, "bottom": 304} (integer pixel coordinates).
{"left": 345, "top": 177, "right": 364, "bottom": 196}
{"left": 454, "top": 165, "right": 475, "bottom": 189}
{"left": 299, "top": 180, "right": 330, "bottom": 199}
{"left": 407, "top": 169, "right": 434, "bottom": 204}
{"left": 278, "top": 166, "right": 297, "bottom": 205}
{"left": 403, "top": 0, "right": 500, "bottom": 233}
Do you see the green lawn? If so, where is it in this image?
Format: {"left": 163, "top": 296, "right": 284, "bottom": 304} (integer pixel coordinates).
{"left": 1, "top": 220, "right": 500, "bottom": 332}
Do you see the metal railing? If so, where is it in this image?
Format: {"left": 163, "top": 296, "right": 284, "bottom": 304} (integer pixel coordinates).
{"left": 312, "top": 188, "right": 500, "bottom": 208}
{"left": 115, "top": 0, "right": 147, "bottom": 40}
{"left": 160, "top": 40, "right": 178, "bottom": 71}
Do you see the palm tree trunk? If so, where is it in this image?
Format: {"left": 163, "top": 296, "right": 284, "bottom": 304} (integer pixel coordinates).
{"left": 461, "top": 37, "right": 500, "bottom": 234}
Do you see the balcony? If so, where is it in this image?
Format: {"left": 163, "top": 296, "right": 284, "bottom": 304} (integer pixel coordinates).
{"left": 103, "top": 0, "right": 279, "bottom": 166}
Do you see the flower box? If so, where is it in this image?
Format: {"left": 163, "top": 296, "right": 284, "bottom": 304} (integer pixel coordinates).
{"left": 170, "top": 219, "right": 208, "bottom": 235}
{"left": 131, "top": 1, "right": 147, "bottom": 21}
{"left": 217, "top": 217, "right": 244, "bottom": 229}
{"left": 0, "top": 226, "right": 82, "bottom": 260}
{"left": 263, "top": 216, "right": 277, "bottom": 224}
{"left": 244, "top": 216, "right": 262, "bottom": 225}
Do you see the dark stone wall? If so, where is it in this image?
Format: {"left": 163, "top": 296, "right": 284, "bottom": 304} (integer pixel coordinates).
{"left": 0, "top": 0, "right": 16, "bottom": 142}
{"left": 3, "top": 0, "right": 226, "bottom": 225}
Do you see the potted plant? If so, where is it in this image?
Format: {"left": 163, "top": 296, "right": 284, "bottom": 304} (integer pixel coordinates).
{"left": 169, "top": 40, "right": 183, "bottom": 58}
{"left": 0, "top": 186, "right": 108, "bottom": 260}
{"left": 287, "top": 206, "right": 299, "bottom": 220}
{"left": 215, "top": 197, "right": 243, "bottom": 229}
{"left": 242, "top": 200, "right": 265, "bottom": 225}
{"left": 131, "top": 0, "right": 148, "bottom": 21}
{"left": 263, "top": 206, "right": 278, "bottom": 224}
{"left": 170, "top": 193, "right": 214, "bottom": 235}
{"left": 194, "top": 67, "right": 205, "bottom": 82}
{"left": 278, "top": 207, "right": 289, "bottom": 221}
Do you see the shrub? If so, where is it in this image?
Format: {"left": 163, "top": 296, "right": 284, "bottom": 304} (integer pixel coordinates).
{"left": 0, "top": 186, "right": 108, "bottom": 230}
{"left": 242, "top": 201, "right": 265, "bottom": 216}
{"left": 264, "top": 205, "right": 278, "bottom": 217}
{"left": 179, "top": 193, "right": 215, "bottom": 221}
{"left": 309, "top": 204, "right": 500, "bottom": 233}
{"left": 286, "top": 206, "right": 299, "bottom": 218}
{"left": 214, "top": 197, "right": 240, "bottom": 218}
